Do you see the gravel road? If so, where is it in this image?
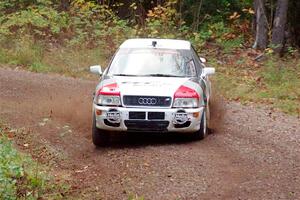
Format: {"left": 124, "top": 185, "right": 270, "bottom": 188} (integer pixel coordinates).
{"left": 0, "top": 68, "right": 299, "bottom": 200}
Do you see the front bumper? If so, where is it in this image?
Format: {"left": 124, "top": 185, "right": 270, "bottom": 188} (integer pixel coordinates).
{"left": 93, "top": 104, "right": 204, "bottom": 133}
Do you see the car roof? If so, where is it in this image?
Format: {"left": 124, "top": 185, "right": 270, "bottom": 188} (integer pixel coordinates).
{"left": 120, "top": 38, "right": 191, "bottom": 50}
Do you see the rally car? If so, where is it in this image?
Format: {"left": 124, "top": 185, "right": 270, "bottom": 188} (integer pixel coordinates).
{"left": 90, "top": 38, "right": 215, "bottom": 146}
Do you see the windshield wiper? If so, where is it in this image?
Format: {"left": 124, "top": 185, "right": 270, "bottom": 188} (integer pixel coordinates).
{"left": 144, "top": 74, "right": 183, "bottom": 77}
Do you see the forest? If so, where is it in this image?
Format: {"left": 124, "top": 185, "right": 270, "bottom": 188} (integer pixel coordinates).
{"left": 0, "top": 0, "right": 299, "bottom": 53}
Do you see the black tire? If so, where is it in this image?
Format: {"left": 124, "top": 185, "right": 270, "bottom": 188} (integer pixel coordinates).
{"left": 206, "top": 103, "right": 213, "bottom": 134}
{"left": 92, "top": 115, "right": 110, "bottom": 146}
{"left": 193, "top": 110, "right": 208, "bottom": 140}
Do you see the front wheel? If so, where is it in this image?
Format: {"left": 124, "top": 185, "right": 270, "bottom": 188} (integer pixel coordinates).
{"left": 92, "top": 115, "right": 110, "bottom": 146}
{"left": 193, "top": 110, "right": 208, "bottom": 140}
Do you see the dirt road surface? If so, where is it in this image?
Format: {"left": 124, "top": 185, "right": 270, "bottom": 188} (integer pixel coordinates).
{"left": 0, "top": 68, "right": 299, "bottom": 199}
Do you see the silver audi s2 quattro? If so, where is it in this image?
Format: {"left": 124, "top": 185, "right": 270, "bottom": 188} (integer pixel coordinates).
{"left": 90, "top": 38, "right": 215, "bottom": 146}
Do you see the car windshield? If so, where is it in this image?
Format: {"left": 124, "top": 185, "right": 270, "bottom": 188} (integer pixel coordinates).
{"left": 107, "top": 48, "right": 197, "bottom": 77}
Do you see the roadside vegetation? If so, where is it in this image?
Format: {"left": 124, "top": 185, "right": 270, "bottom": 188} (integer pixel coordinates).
{"left": 0, "top": 123, "right": 68, "bottom": 199}
{"left": 214, "top": 54, "right": 300, "bottom": 115}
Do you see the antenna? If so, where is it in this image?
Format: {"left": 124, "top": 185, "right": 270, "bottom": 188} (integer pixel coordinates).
{"left": 152, "top": 41, "right": 157, "bottom": 47}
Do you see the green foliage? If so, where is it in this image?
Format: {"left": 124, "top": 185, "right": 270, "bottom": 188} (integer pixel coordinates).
{"left": 68, "top": 0, "right": 133, "bottom": 51}
{"left": 0, "top": 0, "right": 253, "bottom": 52}
{"left": 0, "top": 126, "right": 68, "bottom": 199}
{"left": 0, "top": 1, "right": 69, "bottom": 39}
{"left": 181, "top": 0, "right": 252, "bottom": 27}
{"left": 142, "top": 0, "right": 187, "bottom": 38}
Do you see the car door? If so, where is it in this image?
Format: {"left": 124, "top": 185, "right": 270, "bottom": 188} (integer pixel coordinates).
{"left": 191, "top": 47, "right": 211, "bottom": 105}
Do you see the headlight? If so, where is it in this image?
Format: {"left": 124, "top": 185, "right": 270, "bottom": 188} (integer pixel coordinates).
{"left": 173, "top": 98, "right": 199, "bottom": 108}
{"left": 97, "top": 95, "right": 121, "bottom": 106}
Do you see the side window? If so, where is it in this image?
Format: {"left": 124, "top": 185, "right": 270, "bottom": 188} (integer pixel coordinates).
{"left": 186, "top": 60, "right": 197, "bottom": 77}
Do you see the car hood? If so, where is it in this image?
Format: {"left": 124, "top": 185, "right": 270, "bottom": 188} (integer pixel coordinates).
{"left": 103, "top": 76, "right": 193, "bottom": 97}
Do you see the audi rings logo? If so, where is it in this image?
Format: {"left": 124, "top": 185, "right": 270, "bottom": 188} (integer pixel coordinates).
{"left": 138, "top": 97, "right": 157, "bottom": 105}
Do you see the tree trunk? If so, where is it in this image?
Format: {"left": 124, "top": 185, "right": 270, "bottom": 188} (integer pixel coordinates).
{"left": 253, "top": 0, "right": 269, "bottom": 50}
{"left": 290, "top": 0, "right": 300, "bottom": 47}
{"left": 195, "top": 0, "right": 203, "bottom": 31}
{"left": 191, "top": 0, "right": 203, "bottom": 32}
{"left": 271, "top": 0, "right": 289, "bottom": 54}
{"left": 60, "top": 0, "right": 70, "bottom": 11}
{"left": 157, "top": 0, "right": 165, "bottom": 6}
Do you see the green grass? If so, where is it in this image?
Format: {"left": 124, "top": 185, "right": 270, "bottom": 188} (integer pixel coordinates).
{"left": 0, "top": 37, "right": 109, "bottom": 79}
{"left": 213, "top": 55, "right": 300, "bottom": 115}
{"left": 218, "top": 36, "right": 244, "bottom": 54}
{"left": 128, "top": 194, "right": 145, "bottom": 200}
{"left": 41, "top": 47, "right": 108, "bottom": 78}
{"left": 0, "top": 124, "right": 68, "bottom": 199}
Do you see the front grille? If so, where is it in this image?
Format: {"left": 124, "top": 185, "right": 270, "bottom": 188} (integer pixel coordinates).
{"left": 148, "top": 112, "right": 165, "bottom": 120}
{"left": 124, "top": 120, "right": 169, "bottom": 132}
{"left": 129, "top": 112, "right": 146, "bottom": 120}
{"left": 123, "top": 96, "right": 172, "bottom": 107}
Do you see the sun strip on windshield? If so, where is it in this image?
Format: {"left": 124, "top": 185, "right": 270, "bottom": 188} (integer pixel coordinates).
{"left": 118, "top": 48, "right": 180, "bottom": 55}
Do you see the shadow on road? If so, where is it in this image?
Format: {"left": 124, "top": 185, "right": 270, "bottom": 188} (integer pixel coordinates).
{"left": 93, "top": 131, "right": 213, "bottom": 150}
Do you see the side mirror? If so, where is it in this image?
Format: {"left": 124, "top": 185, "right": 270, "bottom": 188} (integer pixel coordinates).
{"left": 202, "top": 67, "right": 215, "bottom": 76}
{"left": 90, "top": 65, "right": 102, "bottom": 75}
{"left": 199, "top": 57, "right": 207, "bottom": 63}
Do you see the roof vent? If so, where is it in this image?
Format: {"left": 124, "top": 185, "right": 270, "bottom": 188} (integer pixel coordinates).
{"left": 152, "top": 41, "right": 157, "bottom": 47}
